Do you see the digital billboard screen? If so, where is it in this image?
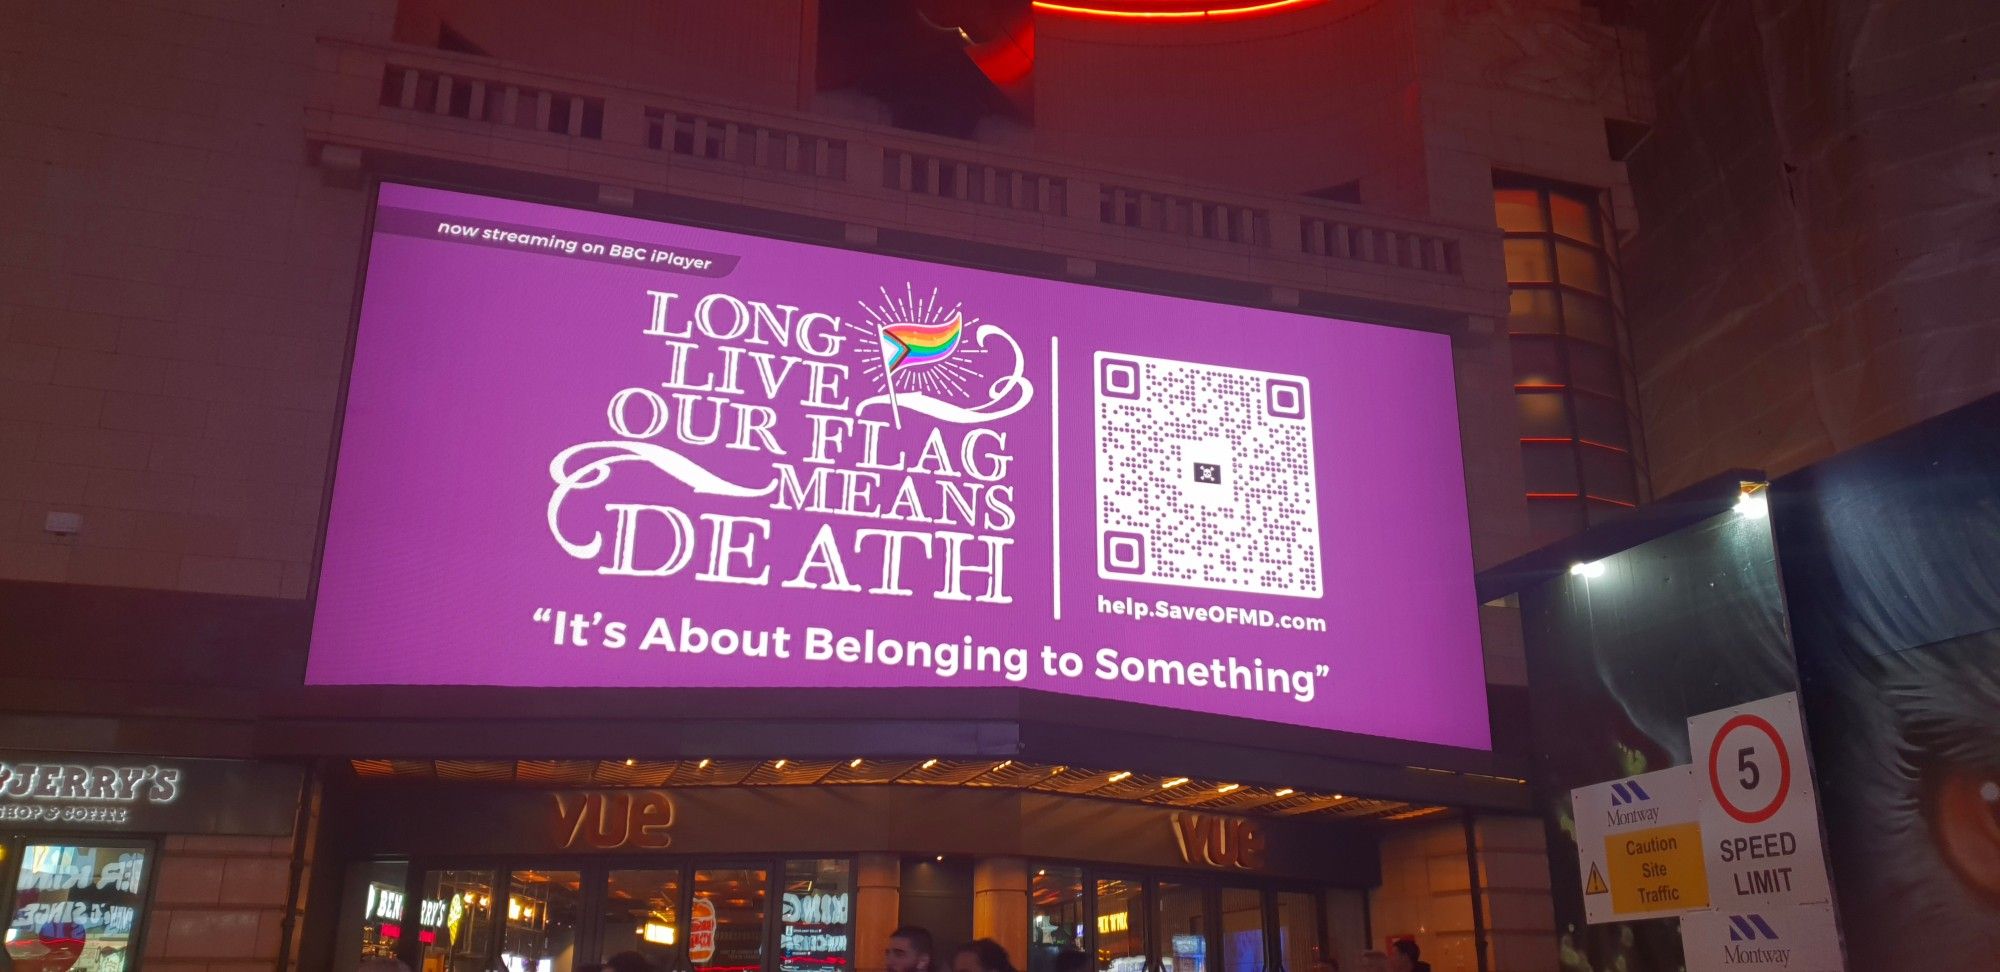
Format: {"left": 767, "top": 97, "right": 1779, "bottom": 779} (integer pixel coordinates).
{"left": 308, "top": 183, "right": 1488, "bottom": 749}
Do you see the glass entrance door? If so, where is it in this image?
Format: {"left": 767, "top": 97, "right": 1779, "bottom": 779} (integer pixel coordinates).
{"left": 1028, "top": 867, "right": 1349, "bottom": 972}
{"left": 691, "top": 866, "right": 769, "bottom": 972}
{"left": 366, "top": 859, "right": 851, "bottom": 972}
{"left": 601, "top": 869, "right": 683, "bottom": 967}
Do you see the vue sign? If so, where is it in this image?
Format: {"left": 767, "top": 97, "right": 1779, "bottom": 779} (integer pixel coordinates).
{"left": 1170, "top": 812, "right": 1266, "bottom": 870}
{"left": 552, "top": 791, "right": 675, "bottom": 849}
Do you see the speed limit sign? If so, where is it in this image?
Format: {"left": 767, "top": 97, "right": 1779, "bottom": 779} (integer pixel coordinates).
{"left": 1686, "top": 692, "right": 1833, "bottom": 908}
{"left": 1706, "top": 712, "right": 1791, "bottom": 824}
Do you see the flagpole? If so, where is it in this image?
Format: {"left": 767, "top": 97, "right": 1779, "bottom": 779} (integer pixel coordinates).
{"left": 876, "top": 319, "right": 903, "bottom": 430}
{"left": 887, "top": 368, "right": 902, "bottom": 430}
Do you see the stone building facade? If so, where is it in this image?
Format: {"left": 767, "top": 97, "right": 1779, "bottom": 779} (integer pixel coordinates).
{"left": 0, "top": 3, "right": 1727, "bottom": 971}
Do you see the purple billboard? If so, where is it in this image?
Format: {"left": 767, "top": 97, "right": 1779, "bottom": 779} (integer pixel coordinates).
{"left": 308, "top": 183, "right": 1488, "bottom": 749}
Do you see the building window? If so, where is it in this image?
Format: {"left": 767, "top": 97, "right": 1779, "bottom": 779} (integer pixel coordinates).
{"left": 355, "top": 859, "right": 411, "bottom": 964}
{"left": 1094, "top": 876, "right": 1146, "bottom": 972}
{"left": 1154, "top": 881, "right": 1206, "bottom": 972}
{"left": 1494, "top": 177, "right": 1645, "bottom": 546}
{"left": 5, "top": 839, "right": 154, "bottom": 972}
{"left": 421, "top": 868, "right": 499, "bottom": 972}
{"left": 1216, "top": 888, "right": 1263, "bottom": 972}
{"left": 1271, "top": 891, "right": 1319, "bottom": 972}
{"left": 780, "top": 859, "right": 853, "bottom": 972}
{"left": 505, "top": 870, "right": 583, "bottom": 972}
{"left": 1030, "top": 869, "right": 1350, "bottom": 972}
{"left": 602, "top": 869, "right": 683, "bottom": 966}
{"left": 692, "top": 866, "right": 769, "bottom": 972}
{"left": 1029, "top": 866, "right": 1087, "bottom": 972}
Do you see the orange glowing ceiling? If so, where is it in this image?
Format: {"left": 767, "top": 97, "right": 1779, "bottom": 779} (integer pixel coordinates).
{"left": 1032, "top": 0, "right": 1326, "bottom": 20}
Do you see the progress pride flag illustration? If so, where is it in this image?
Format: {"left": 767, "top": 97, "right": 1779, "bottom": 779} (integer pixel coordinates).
{"left": 307, "top": 183, "right": 1488, "bottom": 749}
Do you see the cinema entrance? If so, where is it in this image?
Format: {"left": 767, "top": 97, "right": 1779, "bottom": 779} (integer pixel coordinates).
{"left": 315, "top": 758, "right": 1417, "bottom": 972}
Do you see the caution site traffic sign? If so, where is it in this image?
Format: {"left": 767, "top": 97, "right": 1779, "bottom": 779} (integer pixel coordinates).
{"left": 1567, "top": 693, "right": 1846, "bottom": 967}
{"left": 1569, "top": 764, "right": 1709, "bottom": 923}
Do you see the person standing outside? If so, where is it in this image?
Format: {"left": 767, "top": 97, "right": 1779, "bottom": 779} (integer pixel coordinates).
{"left": 887, "top": 926, "right": 937, "bottom": 972}
{"left": 950, "top": 939, "right": 1019, "bottom": 972}
{"left": 1386, "top": 939, "right": 1429, "bottom": 972}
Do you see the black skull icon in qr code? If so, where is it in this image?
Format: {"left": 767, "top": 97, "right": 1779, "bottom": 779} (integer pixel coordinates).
{"left": 1193, "top": 462, "right": 1223, "bottom": 484}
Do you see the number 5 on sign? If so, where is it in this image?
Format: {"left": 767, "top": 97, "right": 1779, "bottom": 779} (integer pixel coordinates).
{"left": 1714, "top": 714, "right": 1789, "bottom": 824}
{"left": 1686, "top": 692, "right": 1835, "bottom": 909}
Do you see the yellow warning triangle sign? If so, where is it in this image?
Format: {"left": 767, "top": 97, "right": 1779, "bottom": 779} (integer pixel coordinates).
{"left": 1585, "top": 863, "right": 1609, "bottom": 895}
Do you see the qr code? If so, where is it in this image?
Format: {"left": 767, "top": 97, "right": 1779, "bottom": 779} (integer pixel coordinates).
{"left": 1093, "top": 352, "right": 1322, "bottom": 598}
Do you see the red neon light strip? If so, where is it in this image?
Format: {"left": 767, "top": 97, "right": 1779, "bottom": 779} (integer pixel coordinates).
{"left": 1032, "top": 0, "right": 1324, "bottom": 20}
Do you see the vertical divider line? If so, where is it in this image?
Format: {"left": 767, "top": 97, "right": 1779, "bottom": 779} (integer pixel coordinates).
{"left": 1050, "top": 336, "right": 1062, "bottom": 621}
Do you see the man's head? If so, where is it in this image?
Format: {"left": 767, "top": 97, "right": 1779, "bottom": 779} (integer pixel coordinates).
{"left": 887, "top": 926, "right": 935, "bottom": 972}
{"left": 951, "top": 938, "right": 1016, "bottom": 972}
{"left": 1388, "top": 940, "right": 1419, "bottom": 972}
{"left": 1357, "top": 951, "right": 1388, "bottom": 972}
{"left": 604, "top": 952, "right": 657, "bottom": 972}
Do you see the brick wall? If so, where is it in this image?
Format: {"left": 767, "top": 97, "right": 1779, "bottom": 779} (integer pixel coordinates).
{"left": 1624, "top": 0, "right": 2000, "bottom": 494}
{"left": 144, "top": 834, "right": 299, "bottom": 972}
{"left": 1368, "top": 816, "right": 1556, "bottom": 972}
{"left": 0, "top": 0, "right": 389, "bottom": 595}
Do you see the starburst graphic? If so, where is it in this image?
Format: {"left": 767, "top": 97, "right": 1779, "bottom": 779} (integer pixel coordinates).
{"left": 849, "top": 283, "right": 990, "bottom": 426}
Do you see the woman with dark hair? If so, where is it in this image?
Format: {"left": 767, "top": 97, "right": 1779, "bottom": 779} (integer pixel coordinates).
{"left": 951, "top": 939, "right": 1019, "bottom": 972}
